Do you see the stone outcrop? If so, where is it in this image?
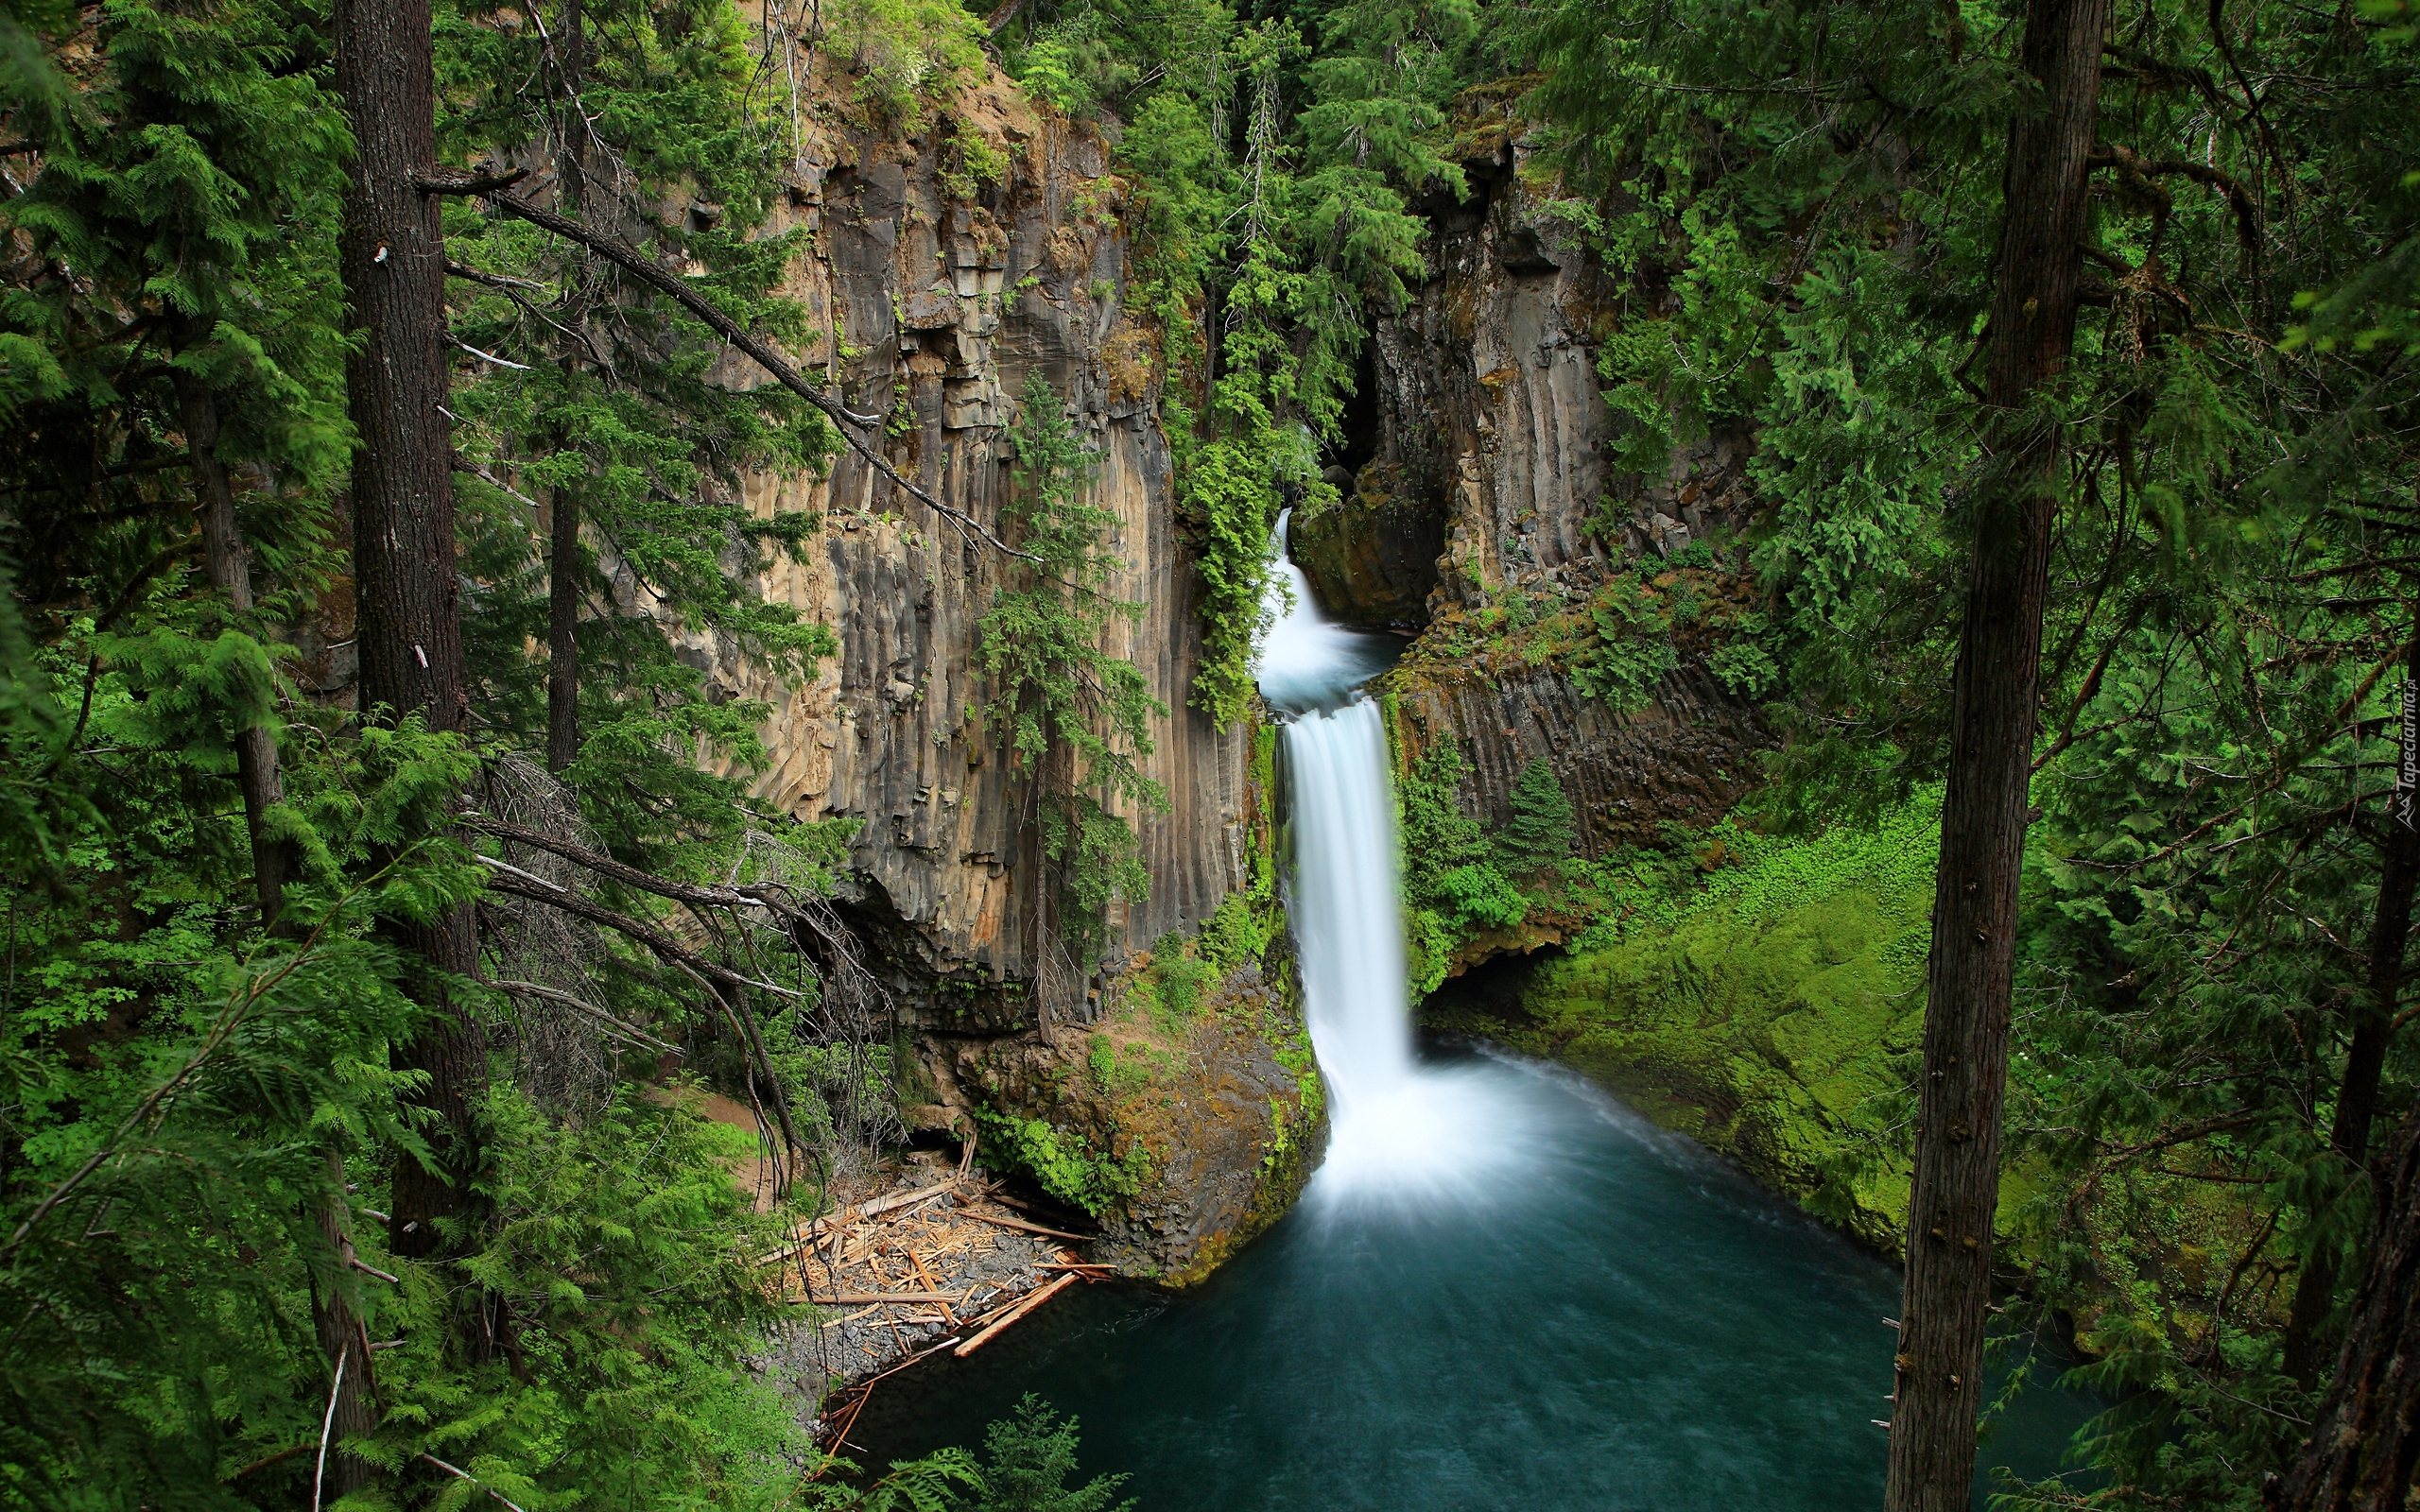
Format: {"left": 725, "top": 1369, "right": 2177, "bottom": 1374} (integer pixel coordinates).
{"left": 1330, "top": 122, "right": 1771, "bottom": 902}
{"left": 694, "top": 76, "right": 1250, "bottom": 995}
{"left": 1288, "top": 461, "right": 1447, "bottom": 628}
{"left": 674, "top": 67, "right": 1307, "bottom": 1280}
{"left": 935, "top": 955, "right": 1325, "bottom": 1286}
{"left": 1317, "top": 121, "right": 1767, "bottom": 623}
{"left": 1382, "top": 659, "right": 1765, "bottom": 858}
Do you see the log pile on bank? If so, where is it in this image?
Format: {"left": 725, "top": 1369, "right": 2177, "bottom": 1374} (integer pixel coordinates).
{"left": 751, "top": 1160, "right": 1110, "bottom": 1447}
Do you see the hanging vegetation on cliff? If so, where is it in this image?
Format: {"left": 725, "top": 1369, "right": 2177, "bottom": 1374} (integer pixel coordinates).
{"left": 980, "top": 370, "right": 1167, "bottom": 955}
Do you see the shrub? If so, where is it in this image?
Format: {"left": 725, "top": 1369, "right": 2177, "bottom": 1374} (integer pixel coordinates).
{"left": 826, "top": 0, "right": 984, "bottom": 129}
{"left": 1146, "top": 931, "right": 1217, "bottom": 1021}
{"left": 1200, "top": 890, "right": 1270, "bottom": 973}
{"left": 1571, "top": 578, "right": 1679, "bottom": 711}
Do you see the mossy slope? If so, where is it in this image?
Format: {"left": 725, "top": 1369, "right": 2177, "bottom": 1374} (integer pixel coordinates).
{"left": 1424, "top": 797, "right": 1962, "bottom": 1253}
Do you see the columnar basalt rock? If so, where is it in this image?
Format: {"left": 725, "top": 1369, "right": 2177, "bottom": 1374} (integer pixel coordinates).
{"left": 662, "top": 69, "right": 1305, "bottom": 1280}
{"left": 685, "top": 77, "right": 1253, "bottom": 995}
{"left": 1336, "top": 136, "right": 1771, "bottom": 936}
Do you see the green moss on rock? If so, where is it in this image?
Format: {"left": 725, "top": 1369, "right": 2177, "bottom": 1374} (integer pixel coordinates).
{"left": 1425, "top": 795, "right": 1984, "bottom": 1255}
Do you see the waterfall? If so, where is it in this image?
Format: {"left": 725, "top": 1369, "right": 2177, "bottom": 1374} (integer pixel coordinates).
{"left": 1255, "top": 512, "right": 1543, "bottom": 1205}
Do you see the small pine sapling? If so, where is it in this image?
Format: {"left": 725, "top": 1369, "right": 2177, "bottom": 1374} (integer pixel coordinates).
{"left": 1497, "top": 758, "right": 1579, "bottom": 875}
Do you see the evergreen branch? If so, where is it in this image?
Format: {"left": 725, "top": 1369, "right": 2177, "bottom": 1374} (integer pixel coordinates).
{"left": 2089, "top": 143, "right": 2259, "bottom": 254}
{"left": 1, "top": 888, "right": 364, "bottom": 1257}
{"left": 442, "top": 258, "right": 608, "bottom": 368}
{"left": 450, "top": 453, "right": 544, "bottom": 514}
{"left": 2128, "top": 637, "right": 2416, "bottom": 870}
{"left": 427, "top": 173, "right": 1039, "bottom": 563}
{"left": 463, "top": 814, "right": 820, "bottom": 927}
{"left": 450, "top": 336, "right": 530, "bottom": 370}
{"left": 415, "top": 1452, "right": 531, "bottom": 1512}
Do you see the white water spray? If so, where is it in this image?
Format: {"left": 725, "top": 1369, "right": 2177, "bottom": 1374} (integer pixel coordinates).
{"left": 1255, "top": 513, "right": 1544, "bottom": 1205}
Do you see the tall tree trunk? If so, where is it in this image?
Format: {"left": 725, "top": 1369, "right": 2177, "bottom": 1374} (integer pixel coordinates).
{"left": 177, "top": 359, "right": 377, "bottom": 1491}
{"left": 2277, "top": 1100, "right": 2420, "bottom": 1511}
{"left": 174, "top": 368, "right": 289, "bottom": 925}
{"left": 2285, "top": 632, "right": 2420, "bottom": 1387}
{"left": 307, "top": 1145, "right": 381, "bottom": 1495}
{"left": 545, "top": 0, "right": 584, "bottom": 776}
{"left": 333, "top": 0, "right": 486, "bottom": 1268}
{"left": 1884, "top": 2, "right": 2110, "bottom": 1505}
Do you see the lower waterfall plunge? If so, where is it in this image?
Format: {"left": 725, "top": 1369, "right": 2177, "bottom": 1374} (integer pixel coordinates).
{"left": 854, "top": 518, "right": 2098, "bottom": 1509}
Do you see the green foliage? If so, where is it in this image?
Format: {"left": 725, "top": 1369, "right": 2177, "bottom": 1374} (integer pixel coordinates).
{"left": 1703, "top": 611, "right": 1782, "bottom": 699}
{"left": 1142, "top": 931, "right": 1216, "bottom": 1022}
{"left": 824, "top": 0, "right": 985, "bottom": 128}
{"left": 965, "top": 1396, "right": 1133, "bottom": 1512}
{"left": 1452, "top": 792, "right": 1945, "bottom": 1250}
{"left": 1199, "top": 889, "right": 1273, "bottom": 974}
{"left": 1496, "top": 758, "right": 1576, "bottom": 874}
{"left": 980, "top": 372, "right": 1167, "bottom": 953}
{"left": 1076, "top": 0, "right": 1484, "bottom": 723}
{"left": 437, "top": 0, "right": 841, "bottom": 853}
{"left": 1569, "top": 578, "right": 1678, "bottom": 711}
{"left": 362, "top": 1087, "right": 825, "bottom": 1511}
{"left": 939, "top": 112, "right": 1011, "bottom": 200}
{"left": 976, "top": 1108, "right": 1150, "bottom": 1217}
{"left": 1391, "top": 738, "right": 1532, "bottom": 993}
{"left": 0, "top": 5, "right": 986, "bottom": 1507}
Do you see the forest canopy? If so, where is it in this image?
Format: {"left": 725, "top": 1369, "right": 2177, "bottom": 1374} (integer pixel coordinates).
{"left": 1, "top": 0, "right": 2417, "bottom": 1506}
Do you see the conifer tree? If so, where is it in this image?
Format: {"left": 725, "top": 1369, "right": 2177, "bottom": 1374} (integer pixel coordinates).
{"left": 1888, "top": 5, "right": 2111, "bottom": 1501}
{"left": 1496, "top": 758, "right": 1576, "bottom": 874}
{"left": 435, "top": 0, "right": 838, "bottom": 856}
{"left": 333, "top": 0, "right": 489, "bottom": 1275}
{"left": 981, "top": 371, "right": 1167, "bottom": 960}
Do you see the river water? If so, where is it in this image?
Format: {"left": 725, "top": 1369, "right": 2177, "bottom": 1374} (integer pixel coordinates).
{"left": 853, "top": 518, "right": 2096, "bottom": 1507}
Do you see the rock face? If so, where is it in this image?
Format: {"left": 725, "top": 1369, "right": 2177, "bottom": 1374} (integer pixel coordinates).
{"left": 1382, "top": 660, "right": 1765, "bottom": 857}
{"left": 937, "top": 956, "right": 1325, "bottom": 1286}
{"left": 1338, "top": 130, "right": 1771, "bottom": 895}
{"left": 680, "top": 76, "right": 1774, "bottom": 1278}
{"left": 700, "top": 76, "right": 1250, "bottom": 997}
{"left": 685, "top": 68, "right": 1306, "bottom": 1280}
{"left": 1319, "top": 133, "right": 1768, "bottom": 623}
{"left": 1288, "top": 462, "right": 1447, "bottom": 628}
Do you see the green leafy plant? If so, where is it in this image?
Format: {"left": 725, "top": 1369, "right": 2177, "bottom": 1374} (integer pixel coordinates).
{"left": 1144, "top": 931, "right": 1217, "bottom": 1022}
{"left": 977, "top": 1108, "right": 1150, "bottom": 1216}
{"left": 824, "top": 0, "right": 984, "bottom": 128}
{"left": 979, "top": 372, "right": 1168, "bottom": 955}
{"left": 1570, "top": 579, "right": 1679, "bottom": 711}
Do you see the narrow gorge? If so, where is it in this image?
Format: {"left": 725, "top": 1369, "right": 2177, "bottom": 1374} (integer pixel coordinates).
{"left": 695, "top": 61, "right": 1798, "bottom": 1288}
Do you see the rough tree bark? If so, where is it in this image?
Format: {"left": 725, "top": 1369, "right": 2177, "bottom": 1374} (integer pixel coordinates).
{"left": 1884, "top": 1, "right": 2111, "bottom": 1506}
{"left": 2285, "top": 632, "right": 2420, "bottom": 1387}
{"left": 333, "top": 0, "right": 486, "bottom": 1267}
{"left": 176, "top": 354, "right": 377, "bottom": 1492}
{"left": 173, "top": 367, "right": 290, "bottom": 925}
{"left": 545, "top": 0, "right": 584, "bottom": 776}
{"left": 2277, "top": 1100, "right": 2420, "bottom": 1510}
